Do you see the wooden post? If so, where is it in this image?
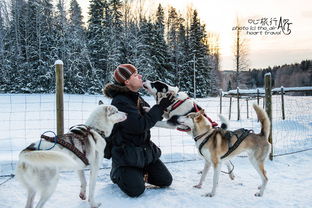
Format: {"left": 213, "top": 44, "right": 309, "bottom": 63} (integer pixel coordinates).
{"left": 257, "top": 88, "right": 260, "bottom": 122}
{"left": 264, "top": 73, "right": 273, "bottom": 160}
{"left": 257, "top": 88, "right": 260, "bottom": 105}
{"left": 246, "top": 98, "right": 249, "bottom": 119}
{"left": 237, "top": 87, "right": 240, "bottom": 120}
{"left": 55, "top": 60, "right": 64, "bottom": 136}
{"left": 229, "top": 97, "right": 232, "bottom": 120}
{"left": 281, "top": 86, "right": 285, "bottom": 120}
{"left": 219, "top": 89, "right": 223, "bottom": 114}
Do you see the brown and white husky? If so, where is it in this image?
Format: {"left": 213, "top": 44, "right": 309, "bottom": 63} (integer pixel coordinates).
{"left": 177, "top": 104, "right": 271, "bottom": 197}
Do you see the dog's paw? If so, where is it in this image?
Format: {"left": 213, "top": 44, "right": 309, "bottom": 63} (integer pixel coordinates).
{"left": 229, "top": 173, "right": 235, "bottom": 180}
{"left": 90, "top": 202, "right": 102, "bottom": 208}
{"left": 254, "top": 192, "right": 263, "bottom": 197}
{"left": 203, "top": 192, "right": 215, "bottom": 197}
{"left": 193, "top": 184, "right": 202, "bottom": 189}
{"left": 79, "top": 192, "right": 86, "bottom": 200}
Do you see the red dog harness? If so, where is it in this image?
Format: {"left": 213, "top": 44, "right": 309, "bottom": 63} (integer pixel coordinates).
{"left": 193, "top": 103, "right": 218, "bottom": 127}
{"left": 170, "top": 97, "right": 218, "bottom": 131}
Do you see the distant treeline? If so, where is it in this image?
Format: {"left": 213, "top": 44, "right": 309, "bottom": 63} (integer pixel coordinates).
{"left": 223, "top": 60, "right": 312, "bottom": 91}
{"left": 0, "top": 0, "right": 220, "bottom": 97}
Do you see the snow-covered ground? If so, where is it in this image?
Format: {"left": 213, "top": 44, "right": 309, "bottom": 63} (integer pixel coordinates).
{"left": 0, "top": 93, "right": 311, "bottom": 208}
{"left": 1, "top": 151, "right": 312, "bottom": 208}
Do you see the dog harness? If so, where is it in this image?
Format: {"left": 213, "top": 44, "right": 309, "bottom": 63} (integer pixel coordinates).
{"left": 169, "top": 97, "right": 218, "bottom": 131}
{"left": 40, "top": 125, "right": 106, "bottom": 166}
{"left": 171, "top": 97, "right": 190, "bottom": 110}
{"left": 196, "top": 128, "right": 252, "bottom": 159}
{"left": 193, "top": 103, "right": 218, "bottom": 127}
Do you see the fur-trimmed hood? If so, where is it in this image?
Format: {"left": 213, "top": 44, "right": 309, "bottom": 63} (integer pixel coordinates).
{"left": 103, "top": 83, "right": 131, "bottom": 98}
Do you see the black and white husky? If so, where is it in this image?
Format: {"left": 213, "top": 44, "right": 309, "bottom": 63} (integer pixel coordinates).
{"left": 15, "top": 103, "right": 127, "bottom": 208}
{"left": 143, "top": 80, "right": 219, "bottom": 131}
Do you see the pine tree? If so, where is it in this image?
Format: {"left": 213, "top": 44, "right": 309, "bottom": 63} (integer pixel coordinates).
{"left": 167, "top": 7, "right": 186, "bottom": 88}
{"left": 107, "top": 0, "right": 123, "bottom": 70}
{"left": 177, "top": 22, "right": 191, "bottom": 93}
{"left": 189, "top": 10, "right": 215, "bottom": 97}
{"left": 0, "top": 2, "right": 11, "bottom": 88}
{"left": 67, "top": 0, "right": 91, "bottom": 93}
{"left": 0, "top": 3, "right": 6, "bottom": 91}
{"left": 87, "top": 0, "right": 111, "bottom": 92}
{"left": 6, "top": 0, "right": 28, "bottom": 92}
{"left": 153, "top": 4, "right": 172, "bottom": 83}
{"left": 135, "top": 17, "right": 155, "bottom": 80}
{"left": 31, "top": 0, "right": 55, "bottom": 92}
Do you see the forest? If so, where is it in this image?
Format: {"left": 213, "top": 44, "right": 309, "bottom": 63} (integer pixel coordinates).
{"left": 0, "top": 0, "right": 220, "bottom": 97}
{"left": 0, "top": 0, "right": 310, "bottom": 97}
{"left": 223, "top": 60, "right": 312, "bottom": 91}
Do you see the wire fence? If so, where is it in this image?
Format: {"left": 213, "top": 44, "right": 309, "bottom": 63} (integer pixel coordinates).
{"left": 1, "top": 90, "right": 311, "bottom": 180}
{"left": 220, "top": 88, "right": 312, "bottom": 157}
{"left": 0, "top": 94, "right": 201, "bottom": 178}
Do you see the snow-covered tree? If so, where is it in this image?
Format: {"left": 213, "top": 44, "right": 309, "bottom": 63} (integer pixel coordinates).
{"left": 87, "top": 0, "right": 109, "bottom": 91}
{"left": 152, "top": 4, "right": 172, "bottom": 83}
{"left": 1, "top": 0, "right": 219, "bottom": 95}
{"left": 188, "top": 10, "right": 215, "bottom": 97}
{"left": 167, "top": 7, "right": 188, "bottom": 88}
{"left": 66, "top": 0, "right": 92, "bottom": 93}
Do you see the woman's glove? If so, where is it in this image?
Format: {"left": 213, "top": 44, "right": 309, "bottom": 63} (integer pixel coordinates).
{"left": 158, "top": 93, "right": 175, "bottom": 110}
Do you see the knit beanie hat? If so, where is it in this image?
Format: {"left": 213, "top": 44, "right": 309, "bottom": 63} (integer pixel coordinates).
{"left": 113, "top": 64, "right": 138, "bottom": 85}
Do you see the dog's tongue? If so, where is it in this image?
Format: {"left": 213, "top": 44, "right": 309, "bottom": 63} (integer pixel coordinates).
{"left": 177, "top": 127, "right": 191, "bottom": 132}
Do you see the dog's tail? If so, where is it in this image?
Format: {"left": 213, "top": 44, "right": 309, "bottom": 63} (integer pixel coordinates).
{"left": 253, "top": 104, "right": 270, "bottom": 139}
{"left": 218, "top": 114, "right": 229, "bottom": 130}
{"left": 19, "top": 150, "right": 81, "bottom": 170}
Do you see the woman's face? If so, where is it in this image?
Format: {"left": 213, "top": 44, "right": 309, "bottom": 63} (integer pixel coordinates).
{"left": 125, "top": 72, "right": 143, "bottom": 92}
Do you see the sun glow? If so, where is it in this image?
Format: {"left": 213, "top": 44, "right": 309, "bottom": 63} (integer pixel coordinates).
{"left": 77, "top": 0, "right": 312, "bottom": 70}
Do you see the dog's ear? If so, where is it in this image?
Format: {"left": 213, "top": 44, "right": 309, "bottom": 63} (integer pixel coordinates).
{"left": 98, "top": 100, "right": 104, "bottom": 105}
{"left": 172, "top": 86, "right": 179, "bottom": 93}
{"left": 105, "top": 105, "right": 116, "bottom": 116}
{"left": 167, "top": 86, "right": 179, "bottom": 94}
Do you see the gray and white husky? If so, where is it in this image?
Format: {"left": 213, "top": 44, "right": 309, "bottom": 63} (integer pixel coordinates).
{"left": 15, "top": 102, "right": 127, "bottom": 208}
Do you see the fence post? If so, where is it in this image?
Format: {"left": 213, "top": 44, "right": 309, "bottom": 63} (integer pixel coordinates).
{"left": 229, "top": 97, "right": 232, "bottom": 120}
{"left": 246, "top": 98, "right": 249, "bottom": 119}
{"left": 55, "top": 60, "right": 64, "bottom": 136}
{"left": 257, "top": 88, "right": 260, "bottom": 105}
{"left": 237, "top": 87, "right": 240, "bottom": 120}
{"left": 219, "top": 89, "right": 222, "bottom": 114}
{"left": 264, "top": 73, "right": 273, "bottom": 160}
{"left": 281, "top": 86, "right": 285, "bottom": 120}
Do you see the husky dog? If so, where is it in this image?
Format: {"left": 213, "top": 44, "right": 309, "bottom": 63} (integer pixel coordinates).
{"left": 143, "top": 80, "right": 218, "bottom": 131}
{"left": 177, "top": 104, "right": 271, "bottom": 197}
{"left": 15, "top": 103, "right": 127, "bottom": 208}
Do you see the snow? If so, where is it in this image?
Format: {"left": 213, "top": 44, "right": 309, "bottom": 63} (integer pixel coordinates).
{"left": 1, "top": 151, "right": 312, "bottom": 208}
{"left": 0, "top": 94, "right": 312, "bottom": 208}
{"left": 224, "top": 86, "right": 312, "bottom": 96}
{"left": 54, "top": 60, "right": 64, "bottom": 65}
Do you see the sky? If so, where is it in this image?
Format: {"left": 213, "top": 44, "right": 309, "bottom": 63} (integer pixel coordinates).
{"left": 76, "top": 0, "right": 312, "bottom": 71}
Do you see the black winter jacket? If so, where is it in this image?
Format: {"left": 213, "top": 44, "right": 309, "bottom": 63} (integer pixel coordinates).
{"left": 103, "top": 83, "right": 165, "bottom": 168}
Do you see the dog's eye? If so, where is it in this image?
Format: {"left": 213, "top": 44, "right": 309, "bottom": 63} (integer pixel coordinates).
{"left": 108, "top": 109, "right": 117, "bottom": 116}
